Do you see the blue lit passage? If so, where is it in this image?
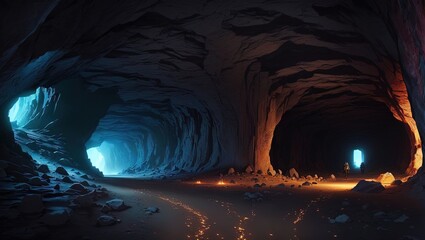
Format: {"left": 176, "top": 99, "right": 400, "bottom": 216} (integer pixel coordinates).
{"left": 8, "top": 91, "right": 38, "bottom": 127}
{"left": 353, "top": 149, "right": 364, "bottom": 168}
{"left": 87, "top": 147, "right": 106, "bottom": 173}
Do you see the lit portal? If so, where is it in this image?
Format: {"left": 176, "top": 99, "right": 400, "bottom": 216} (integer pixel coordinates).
{"left": 87, "top": 147, "right": 105, "bottom": 173}
{"left": 8, "top": 91, "right": 37, "bottom": 126}
{"left": 353, "top": 149, "right": 364, "bottom": 168}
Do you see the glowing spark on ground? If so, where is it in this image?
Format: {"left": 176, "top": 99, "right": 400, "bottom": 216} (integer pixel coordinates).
{"left": 217, "top": 180, "right": 225, "bottom": 185}
{"left": 196, "top": 180, "right": 202, "bottom": 184}
{"left": 157, "top": 195, "right": 210, "bottom": 239}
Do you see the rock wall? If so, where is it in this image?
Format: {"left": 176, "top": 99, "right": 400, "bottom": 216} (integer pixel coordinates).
{"left": 0, "top": 0, "right": 423, "bottom": 177}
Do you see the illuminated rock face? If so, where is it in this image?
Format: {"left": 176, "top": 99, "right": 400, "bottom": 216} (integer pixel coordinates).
{"left": 0, "top": 0, "right": 423, "bottom": 177}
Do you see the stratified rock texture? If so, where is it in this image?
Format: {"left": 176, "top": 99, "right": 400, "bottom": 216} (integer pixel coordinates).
{"left": 0, "top": 0, "right": 423, "bottom": 179}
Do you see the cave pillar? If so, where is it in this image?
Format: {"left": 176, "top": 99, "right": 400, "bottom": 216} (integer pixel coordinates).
{"left": 254, "top": 97, "right": 281, "bottom": 173}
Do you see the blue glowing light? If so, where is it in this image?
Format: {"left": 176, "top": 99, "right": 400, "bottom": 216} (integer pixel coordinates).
{"left": 87, "top": 147, "right": 105, "bottom": 173}
{"left": 353, "top": 149, "right": 364, "bottom": 168}
{"left": 8, "top": 91, "right": 38, "bottom": 127}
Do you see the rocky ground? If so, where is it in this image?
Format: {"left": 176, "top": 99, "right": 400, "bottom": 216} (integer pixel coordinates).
{"left": 1, "top": 163, "right": 424, "bottom": 240}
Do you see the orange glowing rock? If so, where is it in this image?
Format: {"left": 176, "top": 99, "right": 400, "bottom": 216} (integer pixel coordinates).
{"left": 195, "top": 180, "right": 202, "bottom": 184}
{"left": 376, "top": 172, "right": 396, "bottom": 185}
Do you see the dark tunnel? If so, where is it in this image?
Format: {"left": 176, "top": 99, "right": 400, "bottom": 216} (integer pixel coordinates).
{"left": 270, "top": 99, "right": 412, "bottom": 175}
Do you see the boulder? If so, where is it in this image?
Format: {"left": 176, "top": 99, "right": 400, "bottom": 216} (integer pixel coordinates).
{"left": 227, "top": 168, "right": 235, "bottom": 175}
{"left": 352, "top": 180, "right": 385, "bottom": 193}
{"left": 18, "top": 194, "right": 44, "bottom": 214}
{"left": 69, "top": 183, "right": 87, "bottom": 193}
{"left": 289, "top": 168, "right": 299, "bottom": 178}
{"left": 41, "top": 209, "right": 70, "bottom": 226}
{"left": 28, "top": 177, "right": 48, "bottom": 186}
{"left": 96, "top": 215, "right": 118, "bottom": 226}
{"left": 105, "top": 199, "right": 129, "bottom": 211}
{"left": 376, "top": 172, "right": 395, "bottom": 185}
{"left": 55, "top": 167, "right": 69, "bottom": 175}
{"left": 245, "top": 165, "right": 254, "bottom": 174}
{"left": 37, "top": 164, "right": 50, "bottom": 173}
{"left": 62, "top": 176, "right": 74, "bottom": 183}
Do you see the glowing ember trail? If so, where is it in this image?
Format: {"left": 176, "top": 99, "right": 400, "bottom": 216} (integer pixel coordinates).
{"left": 215, "top": 200, "right": 252, "bottom": 240}
{"left": 157, "top": 195, "right": 210, "bottom": 240}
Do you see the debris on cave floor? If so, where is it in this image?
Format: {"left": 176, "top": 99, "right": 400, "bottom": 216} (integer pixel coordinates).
{"left": 0, "top": 160, "right": 134, "bottom": 239}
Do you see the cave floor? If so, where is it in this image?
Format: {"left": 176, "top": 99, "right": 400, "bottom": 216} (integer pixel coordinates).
{"left": 29, "top": 172, "right": 423, "bottom": 240}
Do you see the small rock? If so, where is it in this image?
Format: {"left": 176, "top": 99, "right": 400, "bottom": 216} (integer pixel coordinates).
{"left": 394, "top": 214, "right": 409, "bottom": 223}
{"left": 257, "top": 170, "right": 263, "bottom": 175}
{"left": 96, "top": 215, "right": 118, "bottom": 226}
{"left": 267, "top": 169, "right": 276, "bottom": 176}
{"left": 245, "top": 165, "right": 254, "bottom": 174}
{"left": 80, "top": 180, "right": 90, "bottom": 187}
{"left": 62, "top": 176, "right": 74, "bottom": 183}
{"left": 278, "top": 169, "right": 283, "bottom": 175}
{"left": 37, "top": 164, "right": 50, "bottom": 173}
{"left": 352, "top": 180, "right": 385, "bottom": 193}
{"left": 145, "top": 207, "right": 160, "bottom": 214}
{"left": 101, "top": 205, "right": 112, "bottom": 213}
{"left": 54, "top": 184, "right": 60, "bottom": 190}
{"left": 314, "top": 174, "right": 319, "bottom": 179}
{"left": 41, "top": 209, "right": 70, "bottom": 226}
{"left": 289, "top": 168, "right": 299, "bottom": 178}
{"left": 106, "top": 199, "right": 129, "bottom": 211}
{"left": 81, "top": 174, "right": 93, "bottom": 180}
{"left": 277, "top": 183, "right": 285, "bottom": 188}
{"left": 243, "top": 192, "right": 263, "bottom": 202}
{"left": 330, "top": 174, "right": 336, "bottom": 180}
{"left": 302, "top": 181, "right": 311, "bottom": 186}
{"left": 41, "top": 173, "right": 52, "bottom": 180}
{"left": 69, "top": 183, "right": 87, "bottom": 192}
{"left": 335, "top": 214, "right": 350, "bottom": 223}
{"left": 230, "top": 179, "right": 236, "bottom": 184}
{"left": 253, "top": 183, "right": 261, "bottom": 188}
{"left": 18, "top": 194, "right": 44, "bottom": 214}
{"left": 306, "top": 175, "right": 313, "bottom": 180}
{"left": 227, "top": 168, "right": 235, "bottom": 175}
{"left": 55, "top": 167, "right": 69, "bottom": 176}
{"left": 260, "top": 183, "right": 267, "bottom": 187}
{"left": 312, "top": 181, "right": 318, "bottom": 184}
{"left": 28, "top": 177, "right": 48, "bottom": 186}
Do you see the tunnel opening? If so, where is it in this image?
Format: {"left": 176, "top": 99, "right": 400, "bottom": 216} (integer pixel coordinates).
{"left": 7, "top": 87, "right": 58, "bottom": 163}
{"left": 270, "top": 99, "right": 413, "bottom": 176}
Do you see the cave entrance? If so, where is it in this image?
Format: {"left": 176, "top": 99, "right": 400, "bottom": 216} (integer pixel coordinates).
{"left": 8, "top": 88, "right": 41, "bottom": 128}
{"left": 85, "top": 141, "right": 132, "bottom": 176}
{"left": 87, "top": 147, "right": 106, "bottom": 174}
{"left": 270, "top": 100, "right": 413, "bottom": 176}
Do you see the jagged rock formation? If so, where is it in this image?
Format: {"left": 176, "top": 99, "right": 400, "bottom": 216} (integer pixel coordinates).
{"left": 0, "top": 0, "right": 423, "bottom": 178}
